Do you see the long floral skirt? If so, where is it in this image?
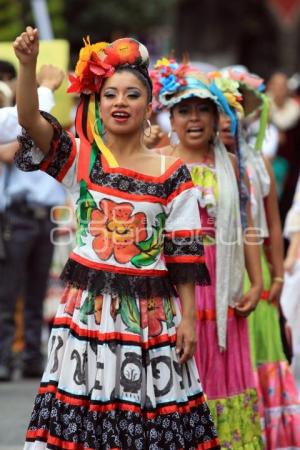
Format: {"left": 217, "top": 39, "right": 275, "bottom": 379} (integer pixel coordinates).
{"left": 246, "top": 251, "right": 300, "bottom": 450}
{"left": 194, "top": 242, "right": 263, "bottom": 449}
{"left": 24, "top": 284, "right": 220, "bottom": 450}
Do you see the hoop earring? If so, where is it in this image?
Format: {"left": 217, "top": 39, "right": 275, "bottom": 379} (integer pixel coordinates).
{"left": 214, "top": 130, "right": 220, "bottom": 145}
{"left": 209, "top": 130, "right": 220, "bottom": 146}
{"left": 168, "top": 129, "right": 178, "bottom": 148}
{"left": 144, "top": 119, "right": 152, "bottom": 138}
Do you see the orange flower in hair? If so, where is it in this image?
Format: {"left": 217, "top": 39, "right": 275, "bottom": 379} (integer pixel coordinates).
{"left": 75, "top": 38, "right": 109, "bottom": 77}
{"left": 103, "top": 38, "right": 147, "bottom": 67}
{"left": 68, "top": 37, "right": 114, "bottom": 94}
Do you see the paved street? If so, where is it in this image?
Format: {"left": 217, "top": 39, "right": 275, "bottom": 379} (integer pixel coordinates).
{"left": 0, "top": 375, "right": 38, "bottom": 450}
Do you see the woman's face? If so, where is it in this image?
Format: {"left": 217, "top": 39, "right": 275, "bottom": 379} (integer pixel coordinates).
{"left": 99, "top": 70, "right": 152, "bottom": 136}
{"left": 219, "top": 113, "right": 235, "bottom": 148}
{"left": 170, "top": 97, "right": 217, "bottom": 149}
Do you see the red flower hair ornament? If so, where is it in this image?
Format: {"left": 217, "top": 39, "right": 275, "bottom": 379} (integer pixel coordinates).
{"left": 68, "top": 36, "right": 150, "bottom": 95}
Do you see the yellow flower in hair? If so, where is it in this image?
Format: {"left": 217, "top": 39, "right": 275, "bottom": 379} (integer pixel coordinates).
{"left": 155, "top": 57, "right": 171, "bottom": 68}
{"left": 75, "top": 36, "right": 109, "bottom": 78}
{"left": 213, "top": 76, "right": 244, "bottom": 115}
{"left": 224, "top": 93, "right": 244, "bottom": 116}
{"left": 92, "top": 41, "right": 109, "bottom": 54}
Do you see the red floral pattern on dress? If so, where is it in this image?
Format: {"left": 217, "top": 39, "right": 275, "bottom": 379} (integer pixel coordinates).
{"left": 60, "top": 286, "right": 83, "bottom": 316}
{"left": 90, "top": 199, "right": 147, "bottom": 264}
{"left": 140, "top": 297, "right": 166, "bottom": 337}
{"left": 110, "top": 296, "right": 120, "bottom": 320}
{"left": 94, "top": 295, "right": 103, "bottom": 325}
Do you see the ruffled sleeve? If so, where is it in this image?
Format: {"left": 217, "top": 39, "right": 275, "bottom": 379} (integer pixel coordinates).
{"left": 163, "top": 163, "right": 210, "bottom": 286}
{"left": 15, "top": 111, "right": 78, "bottom": 190}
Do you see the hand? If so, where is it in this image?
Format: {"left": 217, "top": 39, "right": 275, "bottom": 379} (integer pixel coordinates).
{"left": 284, "top": 255, "right": 297, "bottom": 273}
{"left": 176, "top": 317, "right": 197, "bottom": 364}
{"left": 144, "top": 124, "right": 164, "bottom": 148}
{"left": 268, "top": 280, "right": 283, "bottom": 304}
{"left": 37, "top": 65, "right": 65, "bottom": 92}
{"left": 13, "top": 26, "right": 39, "bottom": 65}
{"left": 235, "top": 285, "right": 261, "bottom": 317}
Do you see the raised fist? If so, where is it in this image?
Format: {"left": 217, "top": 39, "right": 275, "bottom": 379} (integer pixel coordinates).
{"left": 13, "top": 26, "right": 39, "bottom": 65}
{"left": 37, "top": 65, "right": 65, "bottom": 92}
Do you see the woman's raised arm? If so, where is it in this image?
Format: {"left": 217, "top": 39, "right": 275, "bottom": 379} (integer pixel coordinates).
{"left": 13, "top": 26, "right": 59, "bottom": 154}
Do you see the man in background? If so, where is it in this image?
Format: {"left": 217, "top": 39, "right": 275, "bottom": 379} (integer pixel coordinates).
{"left": 0, "top": 63, "right": 66, "bottom": 381}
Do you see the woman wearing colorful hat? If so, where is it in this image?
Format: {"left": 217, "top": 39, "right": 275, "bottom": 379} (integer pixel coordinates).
{"left": 218, "top": 68, "right": 300, "bottom": 449}
{"left": 13, "top": 27, "right": 220, "bottom": 449}
{"left": 151, "top": 59, "right": 263, "bottom": 448}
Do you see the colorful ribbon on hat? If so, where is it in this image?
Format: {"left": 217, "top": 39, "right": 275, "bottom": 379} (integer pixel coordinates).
{"left": 255, "top": 93, "right": 270, "bottom": 152}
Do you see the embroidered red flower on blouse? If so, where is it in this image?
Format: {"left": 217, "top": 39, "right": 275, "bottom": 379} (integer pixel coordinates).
{"left": 103, "top": 38, "right": 141, "bottom": 66}
{"left": 140, "top": 297, "right": 166, "bottom": 337}
{"left": 90, "top": 199, "right": 147, "bottom": 264}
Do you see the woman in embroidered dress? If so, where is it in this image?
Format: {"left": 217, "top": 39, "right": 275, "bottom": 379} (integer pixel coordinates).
{"left": 151, "top": 60, "right": 264, "bottom": 449}
{"left": 13, "top": 27, "right": 220, "bottom": 450}
{"left": 217, "top": 68, "right": 300, "bottom": 449}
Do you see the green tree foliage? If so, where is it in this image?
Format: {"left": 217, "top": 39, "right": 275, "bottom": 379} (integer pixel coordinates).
{"left": 65, "top": 0, "right": 177, "bottom": 63}
{"left": 0, "top": 0, "right": 23, "bottom": 41}
{"left": 47, "top": 0, "right": 66, "bottom": 37}
{"left": 0, "top": 0, "right": 66, "bottom": 42}
{"left": 19, "top": 0, "right": 66, "bottom": 38}
{"left": 0, "top": 0, "right": 177, "bottom": 65}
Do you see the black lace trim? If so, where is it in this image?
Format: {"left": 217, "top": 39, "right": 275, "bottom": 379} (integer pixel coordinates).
{"left": 61, "top": 258, "right": 210, "bottom": 298}
{"left": 15, "top": 133, "right": 41, "bottom": 172}
{"left": 15, "top": 111, "right": 73, "bottom": 179}
{"left": 164, "top": 235, "right": 205, "bottom": 258}
{"left": 90, "top": 154, "right": 192, "bottom": 200}
{"left": 90, "top": 155, "right": 165, "bottom": 198}
{"left": 26, "top": 391, "right": 220, "bottom": 450}
{"left": 167, "top": 263, "right": 211, "bottom": 286}
{"left": 61, "top": 258, "right": 177, "bottom": 298}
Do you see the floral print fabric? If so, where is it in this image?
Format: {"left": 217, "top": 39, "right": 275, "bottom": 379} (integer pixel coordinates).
{"left": 24, "top": 289, "right": 220, "bottom": 450}
{"left": 208, "top": 389, "right": 263, "bottom": 450}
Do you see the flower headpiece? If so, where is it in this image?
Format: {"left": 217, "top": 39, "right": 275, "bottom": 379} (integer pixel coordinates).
{"left": 150, "top": 58, "right": 223, "bottom": 112}
{"left": 212, "top": 67, "right": 269, "bottom": 151}
{"left": 150, "top": 58, "right": 190, "bottom": 111}
{"left": 68, "top": 36, "right": 150, "bottom": 95}
{"left": 223, "top": 67, "right": 265, "bottom": 91}
{"left": 150, "top": 57, "right": 239, "bottom": 134}
{"left": 208, "top": 72, "right": 244, "bottom": 116}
